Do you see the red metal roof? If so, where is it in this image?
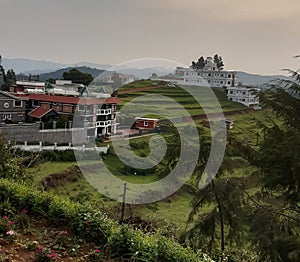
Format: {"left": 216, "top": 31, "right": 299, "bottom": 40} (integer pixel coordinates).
{"left": 28, "top": 107, "right": 54, "bottom": 119}
{"left": 28, "top": 94, "right": 121, "bottom": 105}
{"left": 105, "top": 97, "right": 122, "bottom": 104}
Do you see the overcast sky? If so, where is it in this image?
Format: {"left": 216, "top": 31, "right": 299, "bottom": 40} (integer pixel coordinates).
{"left": 0, "top": 0, "right": 299, "bottom": 74}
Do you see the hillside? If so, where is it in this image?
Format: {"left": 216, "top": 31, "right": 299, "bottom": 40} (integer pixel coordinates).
{"left": 17, "top": 67, "right": 106, "bottom": 82}
{"left": 116, "top": 80, "right": 247, "bottom": 117}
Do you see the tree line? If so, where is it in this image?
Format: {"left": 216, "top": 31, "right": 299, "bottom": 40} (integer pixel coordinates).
{"left": 191, "top": 54, "right": 224, "bottom": 70}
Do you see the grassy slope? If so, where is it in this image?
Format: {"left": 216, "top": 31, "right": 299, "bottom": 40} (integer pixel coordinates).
{"left": 118, "top": 86, "right": 246, "bottom": 118}
{"left": 26, "top": 81, "right": 278, "bottom": 231}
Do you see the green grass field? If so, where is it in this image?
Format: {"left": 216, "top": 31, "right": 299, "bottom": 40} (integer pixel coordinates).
{"left": 25, "top": 81, "right": 274, "bottom": 232}
{"left": 118, "top": 85, "right": 246, "bottom": 119}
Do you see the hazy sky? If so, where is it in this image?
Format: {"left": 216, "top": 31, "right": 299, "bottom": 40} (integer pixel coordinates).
{"left": 1, "top": 0, "right": 299, "bottom": 74}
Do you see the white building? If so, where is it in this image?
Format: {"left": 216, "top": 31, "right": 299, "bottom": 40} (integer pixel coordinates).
{"left": 226, "top": 86, "right": 260, "bottom": 107}
{"left": 158, "top": 57, "right": 237, "bottom": 87}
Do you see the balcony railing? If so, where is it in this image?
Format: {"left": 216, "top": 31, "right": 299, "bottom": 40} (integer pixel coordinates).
{"left": 96, "top": 120, "right": 111, "bottom": 127}
{"left": 97, "top": 109, "right": 111, "bottom": 115}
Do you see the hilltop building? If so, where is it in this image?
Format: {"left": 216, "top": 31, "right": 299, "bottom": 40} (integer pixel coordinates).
{"left": 157, "top": 57, "right": 237, "bottom": 87}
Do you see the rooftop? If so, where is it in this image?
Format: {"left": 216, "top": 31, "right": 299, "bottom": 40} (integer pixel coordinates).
{"left": 28, "top": 94, "right": 122, "bottom": 105}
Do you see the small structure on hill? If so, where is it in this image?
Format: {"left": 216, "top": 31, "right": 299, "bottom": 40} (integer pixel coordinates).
{"left": 220, "top": 118, "right": 234, "bottom": 129}
{"left": 134, "top": 117, "right": 159, "bottom": 129}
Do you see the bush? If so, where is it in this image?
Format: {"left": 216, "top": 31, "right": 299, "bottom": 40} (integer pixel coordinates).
{"left": 0, "top": 179, "right": 206, "bottom": 261}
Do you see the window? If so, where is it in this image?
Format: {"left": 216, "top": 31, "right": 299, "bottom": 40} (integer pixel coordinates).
{"left": 2, "top": 114, "right": 12, "bottom": 120}
{"left": 230, "top": 91, "right": 233, "bottom": 94}
{"left": 14, "top": 100, "right": 22, "bottom": 107}
{"left": 227, "top": 81, "right": 231, "bottom": 85}
{"left": 208, "top": 73, "right": 211, "bottom": 77}
{"left": 32, "top": 100, "right": 39, "bottom": 107}
{"left": 78, "top": 104, "right": 85, "bottom": 111}
{"left": 228, "top": 74, "right": 231, "bottom": 78}
{"left": 242, "top": 91, "right": 246, "bottom": 95}
{"left": 144, "top": 121, "right": 149, "bottom": 127}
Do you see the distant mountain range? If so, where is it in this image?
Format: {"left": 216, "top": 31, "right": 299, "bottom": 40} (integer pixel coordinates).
{"left": 2, "top": 57, "right": 291, "bottom": 87}
{"left": 37, "top": 67, "right": 105, "bottom": 82}
{"left": 236, "top": 71, "right": 290, "bottom": 87}
{"left": 2, "top": 58, "right": 112, "bottom": 74}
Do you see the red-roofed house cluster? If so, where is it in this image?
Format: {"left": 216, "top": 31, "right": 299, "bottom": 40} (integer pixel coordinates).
{"left": 0, "top": 80, "right": 122, "bottom": 139}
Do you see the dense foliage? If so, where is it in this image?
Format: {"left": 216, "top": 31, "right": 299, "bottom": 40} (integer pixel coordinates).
{"left": 63, "top": 68, "right": 94, "bottom": 86}
{"left": 186, "top": 59, "right": 300, "bottom": 262}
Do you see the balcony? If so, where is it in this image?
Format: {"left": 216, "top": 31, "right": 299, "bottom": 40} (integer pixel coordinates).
{"left": 96, "top": 120, "right": 111, "bottom": 127}
{"left": 97, "top": 109, "right": 111, "bottom": 115}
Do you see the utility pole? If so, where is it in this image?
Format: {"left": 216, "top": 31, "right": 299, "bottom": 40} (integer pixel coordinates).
{"left": 121, "top": 183, "right": 127, "bottom": 222}
{"left": 256, "top": 132, "right": 259, "bottom": 146}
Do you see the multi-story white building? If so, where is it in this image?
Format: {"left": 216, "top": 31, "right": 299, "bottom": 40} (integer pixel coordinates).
{"left": 158, "top": 57, "right": 238, "bottom": 87}
{"left": 226, "top": 86, "right": 260, "bottom": 107}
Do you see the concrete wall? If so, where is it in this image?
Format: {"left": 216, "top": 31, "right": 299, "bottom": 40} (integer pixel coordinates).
{"left": 0, "top": 123, "right": 89, "bottom": 145}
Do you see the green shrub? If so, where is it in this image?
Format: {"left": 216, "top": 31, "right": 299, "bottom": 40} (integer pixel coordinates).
{"left": 0, "top": 179, "right": 206, "bottom": 261}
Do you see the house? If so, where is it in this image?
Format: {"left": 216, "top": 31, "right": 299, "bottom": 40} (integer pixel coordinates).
{"left": 134, "top": 117, "right": 159, "bottom": 129}
{"left": 220, "top": 118, "right": 234, "bottom": 129}
{"left": 226, "top": 86, "right": 260, "bottom": 107}
{"left": 10, "top": 80, "right": 46, "bottom": 94}
{"left": 158, "top": 57, "right": 237, "bottom": 87}
{"left": 46, "top": 80, "right": 86, "bottom": 97}
{"left": 27, "top": 94, "right": 121, "bottom": 137}
{"left": 0, "top": 91, "right": 26, "bottom": 123}
{"left": 97, "top": 71, "right": 136, "bottom": 85}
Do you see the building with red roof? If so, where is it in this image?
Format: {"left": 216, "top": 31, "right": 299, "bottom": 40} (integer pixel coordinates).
{"left": 27, "top": 93, "right": 121, "bottom": 137}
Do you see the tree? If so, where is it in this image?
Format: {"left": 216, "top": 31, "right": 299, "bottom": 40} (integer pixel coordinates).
{"left": 258, "top": 58, "right": 300, "bottom": 204}
{"left": 151, "top": 73, "right": 158, "bottom": 79}
{"left": 185, "top": 131, "right": 252, "bottom": 260}
{"left": 0, "top": 134, "right": 33, "bottom": 184}
{"left": 190, "top": 56, "right": 205, "bottom": 70}
{"left": 6, "top": 69, "right": 16, "bottom": 82}
{"left": 213, "top": 54, "right": 224, "bottom": 70}
{"left": 1, "top": 69, "right": 16, "bottom": 91}
{"left": 251, "top": 57, "right": 300, "bottom": 261}
{"left": 63, "top": 68, "right": 94, "bottom": 86}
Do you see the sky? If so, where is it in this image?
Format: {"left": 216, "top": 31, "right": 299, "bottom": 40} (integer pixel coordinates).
{"left": 0, "top": 0, "right": 299, "bottom": 75}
